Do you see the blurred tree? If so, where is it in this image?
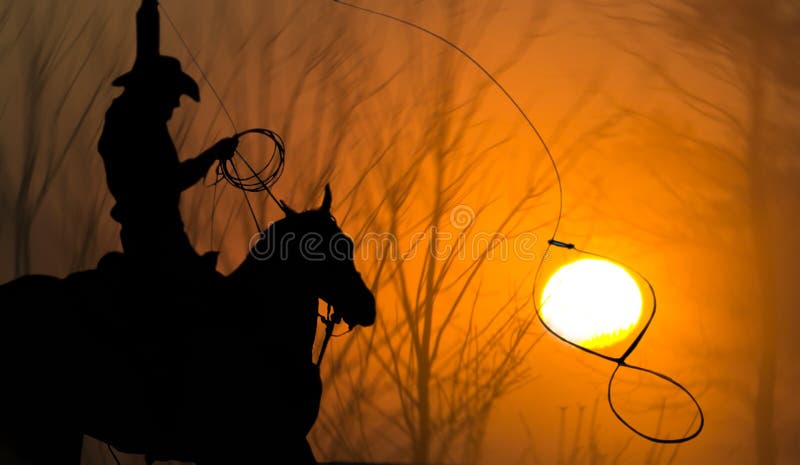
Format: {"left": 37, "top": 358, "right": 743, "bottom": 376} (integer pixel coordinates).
{"left": 307, "top": 1, "right": 602, "bottom": 463}
{"left": 597, "top": 1, "right": 800, "bottom": 463}
{"left": 0, "top": 2, "right": 113, "bottom": 276}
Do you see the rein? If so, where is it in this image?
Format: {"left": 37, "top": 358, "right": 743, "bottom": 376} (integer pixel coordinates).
{"left": 316, "top": 303, "right": 352, "bottom": 366}
{"left": 316, "top": 303, "right": 339, "bottom": 366}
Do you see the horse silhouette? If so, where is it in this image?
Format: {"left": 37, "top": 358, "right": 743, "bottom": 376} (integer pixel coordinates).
{"left": 0, "top": 186, "right": 376, "bottom": 465}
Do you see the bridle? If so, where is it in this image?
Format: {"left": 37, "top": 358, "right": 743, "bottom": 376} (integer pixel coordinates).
{"left": 313, "top": 212, "right": 358, "bottom": 366}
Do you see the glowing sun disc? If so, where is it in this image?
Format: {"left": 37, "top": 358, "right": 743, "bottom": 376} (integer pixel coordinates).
{"left": 540, "top": 258, "right": 643, "bottom": 349}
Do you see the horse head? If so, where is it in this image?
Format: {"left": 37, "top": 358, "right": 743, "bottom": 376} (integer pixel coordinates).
{"left": 241, "top": 184, "right": 376, "bottom": 330}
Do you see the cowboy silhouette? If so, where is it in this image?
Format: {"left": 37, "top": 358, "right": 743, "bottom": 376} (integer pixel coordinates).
{"left": 95, "top": 1, "right": 242, "bottom": 447}
{"left": 99, "top": 0, "right": 236, "bottom": 275}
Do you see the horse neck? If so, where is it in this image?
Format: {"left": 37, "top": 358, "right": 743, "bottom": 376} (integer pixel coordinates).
{"left": 228, "top": 240, "right": 319, "bottom": 357}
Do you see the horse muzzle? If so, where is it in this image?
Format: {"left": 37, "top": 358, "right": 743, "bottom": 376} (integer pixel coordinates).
{"left": 332, "top": 284, "right": 376, "bottom": 328}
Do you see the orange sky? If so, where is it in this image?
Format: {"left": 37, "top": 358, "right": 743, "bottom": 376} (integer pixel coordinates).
{"left": 1, "top": 1, "right": 798, "bottom": 464}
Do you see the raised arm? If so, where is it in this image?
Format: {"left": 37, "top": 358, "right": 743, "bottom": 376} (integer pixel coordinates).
{"left": 135, "top": 0, "right": 160, "bottom": 66}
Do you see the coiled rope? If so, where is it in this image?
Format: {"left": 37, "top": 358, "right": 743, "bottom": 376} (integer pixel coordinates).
{"left": 160, "top": 2, "right": 287, "bottom": 236}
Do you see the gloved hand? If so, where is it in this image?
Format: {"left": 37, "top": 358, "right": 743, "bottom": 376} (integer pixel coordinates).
{"left": 209, "top": 136, "right": 239, "bottom": 161}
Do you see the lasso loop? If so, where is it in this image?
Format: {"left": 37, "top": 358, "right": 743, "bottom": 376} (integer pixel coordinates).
{"left": 219, "top": 129, "right": 285, "bottom": 192}
{"left": 216, "top": 129, "right": 287, "bottom": 215}
{"left": 608, "top": 362, "right": 705, "bottom": 444}
{"left": 533, "top": 241, "right": 704, "bottom": 442}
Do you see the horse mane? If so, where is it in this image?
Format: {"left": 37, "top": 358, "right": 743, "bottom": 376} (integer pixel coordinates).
{"left": 232, "top": 208, "right": 332, "bottom": 279}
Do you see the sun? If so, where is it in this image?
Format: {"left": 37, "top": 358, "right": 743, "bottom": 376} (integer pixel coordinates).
{"left": 540, "top": 258, "right": 643, "bottom": 349}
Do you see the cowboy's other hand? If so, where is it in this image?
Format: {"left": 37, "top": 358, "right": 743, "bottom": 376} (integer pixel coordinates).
{"left": 211, "top": 136, "right": 239, "bottom": 161}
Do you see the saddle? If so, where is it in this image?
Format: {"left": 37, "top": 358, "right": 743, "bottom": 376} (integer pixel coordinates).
{"left": 98, "top": 250, "right": 219, "bottom": 276}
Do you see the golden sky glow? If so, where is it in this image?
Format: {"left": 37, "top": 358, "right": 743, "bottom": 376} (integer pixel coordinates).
{"left": 2, "top": 1, "right": 799, "bottom": 464}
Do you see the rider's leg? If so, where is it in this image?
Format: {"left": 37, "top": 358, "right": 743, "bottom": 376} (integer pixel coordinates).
{"left": 3, "top": 425, "right": 82, "bottom": 465}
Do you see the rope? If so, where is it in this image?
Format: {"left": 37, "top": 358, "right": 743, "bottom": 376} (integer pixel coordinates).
{"left": 108, "top": 444, "right": 123, "bottom": 465}
{"left": 160, "top": 2, "right": 238, "bottom": 133}
{"left": 159, "top": 2, "right": 286, "bottom": 240}
{"left": 533, "top": 241, "right": 704, "bottom": 443}
{"left": 158, "top": 0, "right": 703, "bottom": 444}
{"left": 331, "top": 0, "right": 564, "bottom": 240}
{"left": 608, "top": 363, "right": 704, "bottom": 444}
{"left": 331, "top": 0, "right": 704, "bottom": 444}
{"left": 217, "top": 129, "right": 286, "bottom": 206}
{"left": 160, "top": 0, "right": 347, "bottom": 368}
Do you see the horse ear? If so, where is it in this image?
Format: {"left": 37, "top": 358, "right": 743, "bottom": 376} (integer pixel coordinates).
{"left": 280, "top": 200, "right": 298, "bottom": 216}
{"left": 321, "top": 183, "right": 332, "bottom": 213}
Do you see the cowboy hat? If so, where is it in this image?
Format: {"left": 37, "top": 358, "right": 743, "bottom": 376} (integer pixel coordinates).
{"left": 112, "top": 55, "right": 200, "bottom": 102}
